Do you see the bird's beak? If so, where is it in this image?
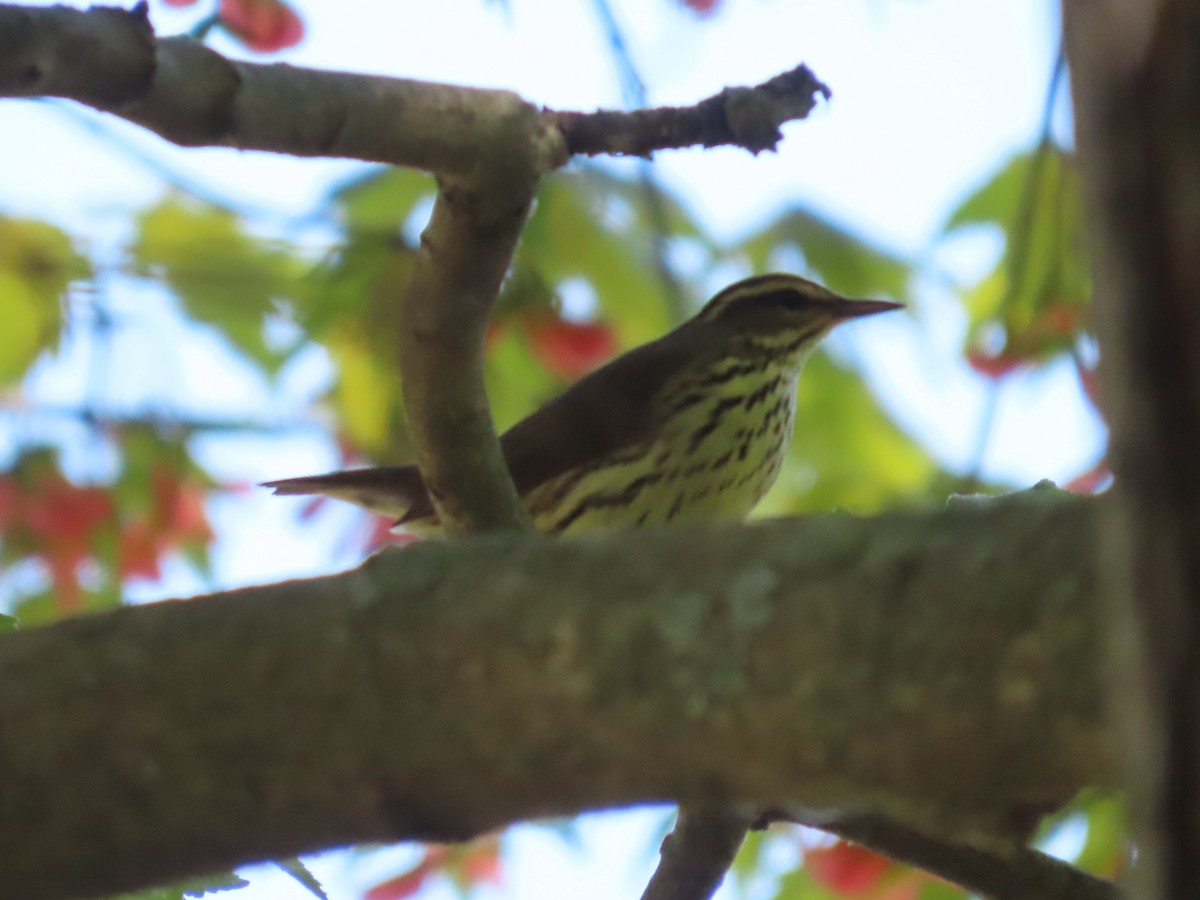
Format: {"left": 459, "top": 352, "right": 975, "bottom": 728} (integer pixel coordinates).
{"left": 831, "top": 298, "right": 905, "bottom": 320}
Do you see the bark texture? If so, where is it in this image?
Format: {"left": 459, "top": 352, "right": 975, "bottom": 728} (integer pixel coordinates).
{"left": 1064, "top": 2, "right": 1200, "bottom": 896}
{"left": 0, "top": 493, "right": 1106, "bottom": 900}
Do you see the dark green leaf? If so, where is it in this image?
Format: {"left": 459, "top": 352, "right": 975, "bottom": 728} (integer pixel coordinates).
{"left": 949, "top": 146, "right": 1092, "bottom": 363}
{"left": 519, "top": 172, "right": 674, "bottom": 345}
{"left": 741, "top": 208, "right": 911, "bottom": 300}
{"left": 761, "top": 352, "right": 938, "bottom": 515}
{"left": 943, "top": 152, "right": 1031, "bottom": 233}
{"left": 111, "top": 870, "right": 249, "bottom": 899}
{"left": 333, "top": 167, "right": 435, "bottom": 234}
{"left": 274, "top": 857, "right": 328, "bottom": 899}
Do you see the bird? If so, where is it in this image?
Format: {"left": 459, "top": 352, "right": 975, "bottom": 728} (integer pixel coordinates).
{"left": 263, "top": 273, "right": 902, "bottom": 535}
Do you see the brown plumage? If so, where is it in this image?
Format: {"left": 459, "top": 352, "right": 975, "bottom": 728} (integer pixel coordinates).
{"left": 263, "top": 273, "right": 901, "bottom": 533}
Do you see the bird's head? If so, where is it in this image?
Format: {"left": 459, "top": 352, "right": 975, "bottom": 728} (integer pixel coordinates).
{"left": 694, "top": 273, "right": 903, "bottom": 347}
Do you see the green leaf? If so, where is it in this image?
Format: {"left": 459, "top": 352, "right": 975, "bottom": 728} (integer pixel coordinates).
{"left": 0, "top": 217, "right": 88, "bottom": 384}
{"left": 111, "top": 870, "right": 249, "bottom": 899}
{"left": 918, "top": 881, "right": 971, "bottom": 900}
{"left": 11, "top": 590, "right": 59, "bottom": 627}
{"left": 772, "top": 867, "right": 838, "bottom": 900}
{"left": 729, "top": 827, "right": 768, "bottom": 889}
{"left": 741, "top": 208, "right": 911, "bottom": 301}
{"left": 131, "top": 198, "right": 306, "bottom": 373}
{"left": 333, "top": 167, "right": 436, "bottom": 234}
{"left": 0, "top": 216, "right": 90, "bottom": 299}
{"left": 0, "top": 612, "right": 18, "bottom": 632}
{"left": 485, "top": 322, "right": 560, "bottom": 433}
{"left": 1071, "top": 790, "right": 1128, "bottom": 877}
{"left": 519, "top": 172, "right": 674, "bottom": 346}
{"left": 325, "top": 327, "right": 407, "bottom": 456}
{"left": 274, "top": 857, "right": 329, "bottom": 899}
{"left": 0, "top": 270, "right": 55, "bottom": 384}
{"left": 943, "top": 152, "right": 1032, "bottom": 233}
{"left": 571, "top": 164, "right": 713, "bottom": 242}
{"left": 945, "top": 146, "right": 1092, "bottom": 365}
{"left": 759, "top": 352, "right": 938, "bottom": 515}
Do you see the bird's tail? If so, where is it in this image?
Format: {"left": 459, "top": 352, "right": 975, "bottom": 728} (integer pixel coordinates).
{"left": 261, "top": 465, "right": 432, "bottom": 524}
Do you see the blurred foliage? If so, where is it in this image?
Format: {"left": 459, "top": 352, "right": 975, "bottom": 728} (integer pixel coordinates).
{"left": 0, "top": 216, "right": 89, "bottom": 385}
{"left": 112, "top": 870, "right": 250, "bottom": 899}
{"left": 943, "top": 144, "right": 1092, "bottom": 379}
{"left": 0, "top": 101, "right": 1105, "bottom": 898}
{"left": 132, "top": 197, "right": 310, "bottom": 373}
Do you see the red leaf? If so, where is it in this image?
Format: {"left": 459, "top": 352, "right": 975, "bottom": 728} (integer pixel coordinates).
{"left": 119, "top": 521, "right": 164, "bottom": 581}
{"left": 0, "top": 477, "right": 17, "bottom": 531}
{"left": 485, "top": 320, "right": 508, "bottom": 352}
{"left": 44, "top": 548, "right": 85, "bottom": 612}
{"left": 22, "top": 476, "right": 113, "bottom": 544}
{"left": 1032, "top": 302, "right": 1079, "bottom": 338}
{"left": 218, "top": 0, "right": 304, "bottom": 52}
{"left": 365, "top": 848, "right": 448, "bottom": 900}
{"left": 525, "top": 315, "right": 617, "bottom": 380}
{"left": 1076, "top": 359, "right": 1103, "bottom": 416}
{"left": 807, "top": 842, "right": 892, "bottom": 896}
{"left": 459, "top": 837, "right": 503, "bottom": 885}
{"left": 1065, "top": 460, "right": 1111, "bottom": 494}
{"left": 966, "top": 349, "right": 1024, "bottom": 380}
{"left": 363, "top": 867, "right": 432, "bottom": 900}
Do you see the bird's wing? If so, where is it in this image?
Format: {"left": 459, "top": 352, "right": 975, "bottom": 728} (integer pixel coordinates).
{"left": 499, "top": 325, "right": 706, "bottom": 495}
{"left": 262, "top": 465, "right": 425, "bottom": 521}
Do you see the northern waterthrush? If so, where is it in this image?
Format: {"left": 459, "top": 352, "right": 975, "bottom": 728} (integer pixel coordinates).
{"left": 264, "top": 273, "right": 901, "bottom": 534}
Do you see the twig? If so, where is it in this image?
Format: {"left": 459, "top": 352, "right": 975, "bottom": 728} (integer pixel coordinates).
{"left": 639, "top": 808, "right": 757, "bottom": 900}
{"left": 397, "top": 180, "right": 537, "bottom": 535}
{"left": 805, "top": 812, "right": 1122, "bottom": 900}
{"left": 551, "top": 64, "right": 830, "bottom": 158}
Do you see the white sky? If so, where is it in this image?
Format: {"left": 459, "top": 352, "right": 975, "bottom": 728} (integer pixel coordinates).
{"left": 0, "top": 0, "right": 1100, "bottom": 897}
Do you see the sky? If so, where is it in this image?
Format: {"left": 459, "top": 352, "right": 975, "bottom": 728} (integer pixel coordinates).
{"left": 0, "top": 0, "right": 1097, "bottom": 897}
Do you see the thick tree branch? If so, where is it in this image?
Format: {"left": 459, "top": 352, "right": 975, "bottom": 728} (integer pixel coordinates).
{"left": 0, "top": 3, "right": 567, "bottom": 173}
{"left": 0, "top": 494, "right": 1109, "bottom": 900}
{"left": 0, "top": 3, "right": 828, "bottom": 164}
{"left": 1064, "top": 2, "right": 1200, "bottom": 897}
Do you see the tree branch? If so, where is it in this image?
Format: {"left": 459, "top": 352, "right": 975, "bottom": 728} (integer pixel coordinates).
{"left": 801, "top": 812, "right": 1121, "bottom": 900}
{"left": 398, "top": 178, "right": 538, "bottom": 534}
{"left": 0, "top": 2, "right": 829, "bottom": 536}
{"left": 1064, "top": 2, "right": 1200, "bottom": 897}
{"left": 0, "top": 3, "right": 828, "bottom": 164}
{"left": 639, "top": 807, "right": 757, "bottom": 900}
{"left": 0, "top": 493, "right": 1110, "bottom": 900}
{"left": 0, "top": 3, "right": 566, "bottom": 173}
{"left": 550, "top": 63, "right": 830, "bottom": 158}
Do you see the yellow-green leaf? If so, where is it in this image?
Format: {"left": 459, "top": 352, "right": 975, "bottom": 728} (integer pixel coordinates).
{"left": 0, "top": 270, "right": 55, "bottom": 384}
{"left": 132, "top": 197, "right": 304, "bottom": 372}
